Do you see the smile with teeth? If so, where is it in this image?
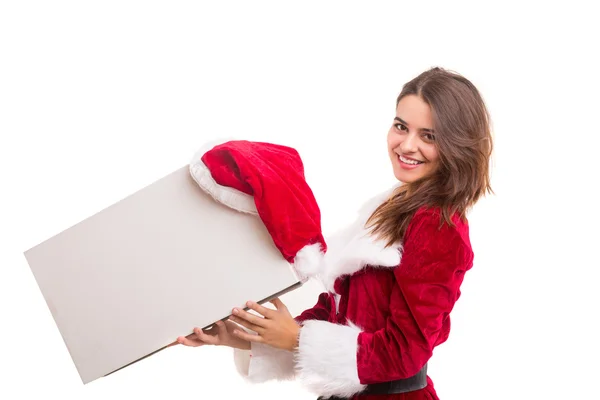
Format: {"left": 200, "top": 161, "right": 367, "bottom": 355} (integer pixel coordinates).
{"left": 398, "top": 155, "right": 424, "bottom": 165}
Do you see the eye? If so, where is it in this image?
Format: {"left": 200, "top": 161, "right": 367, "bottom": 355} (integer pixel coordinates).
{"left": 395, "top": 123, "right": 408, "bottom": 132}
{"left": 422, "top": 133, "right": 435, "bottom": 141}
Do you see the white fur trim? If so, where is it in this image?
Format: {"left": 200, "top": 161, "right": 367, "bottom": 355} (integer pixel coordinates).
{"left": 295, "top": 320, "right": 366, "bottom": 398}
{"left": 233, "top": 344, "right": 295, "bottom": 382}
{"left": 356, "top": 182, "right": 402, "bottom": 218}
{"left": 318, "top": 184, "right": 404, "bottom": 292}
{"left": 189, "top": 138, "right": 258, "bottom": 215}
{"left": 292, "top": 242, "right": 325, "bottom": 282}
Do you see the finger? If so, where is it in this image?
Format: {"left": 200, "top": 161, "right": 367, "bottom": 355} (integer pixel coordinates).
{"left": 193, "top": 327, "right": 220, "bottom": 345}
{"left": 229, "top": 315, "right": 263, "bottom": 333}
{"left": 177, "top": 335, "right": 204, "bottom": 347}
{"left": 223, "top": 319, "right": 239, "bottom": 330}
{"left": 200, "top": 325, "right": 219, "bottom": 337}
{"left": 233, "top": 307, "right": 269, "bottom": 327}
{"left": 213, "top": 320, "right": 231, "bottom": 336}
{"left": 269, "top": 298, "right": 286, "bottom": 311}
{"left": 233, "top": 328, "right": 263, "bottom": 344}
{"left": 245, "top": 301, "right": 274, "bottom": 319}
{"left": 215, "top": 320, "right": 226, "bottom": 330}
{"left": 270, "top": 298, "right": 292, "bottom": 317}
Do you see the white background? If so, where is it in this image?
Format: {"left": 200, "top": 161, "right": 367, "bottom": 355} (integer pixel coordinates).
{"left": 1, "top": 1, "right": 599, "bottom": 399}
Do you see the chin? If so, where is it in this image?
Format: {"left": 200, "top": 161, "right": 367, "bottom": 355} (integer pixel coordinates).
{"left": 391, "top": 158, "right": 434, "bottom": 184}
{"left": 394, "top": 170, "right": 417, "bottom": 184}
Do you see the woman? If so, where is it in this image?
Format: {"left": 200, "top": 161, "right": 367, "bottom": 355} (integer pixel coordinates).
{"left": 176, "top": 67, "right": 493, "bottom": 399}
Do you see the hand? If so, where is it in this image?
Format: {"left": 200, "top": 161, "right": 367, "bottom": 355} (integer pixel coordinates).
{"left": 229, "top": 298, "right": 300, "bottom": 352}
{"left": 170, "top": 320, "right": 251, "bottom": 350}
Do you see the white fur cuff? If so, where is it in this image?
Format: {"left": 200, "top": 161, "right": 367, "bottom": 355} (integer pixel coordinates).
{"left": 233, "top": 342, "right": 296, "bottom": 383}
{"left": 295, "top": 320, "right": 367, "bottom": 398}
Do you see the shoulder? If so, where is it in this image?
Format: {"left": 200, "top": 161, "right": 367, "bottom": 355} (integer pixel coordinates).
{"left": 402, "top": 206, "right": 473, "bottom": 268}
{"left": 408, "top": 206, "right": 470, "bottom": 242}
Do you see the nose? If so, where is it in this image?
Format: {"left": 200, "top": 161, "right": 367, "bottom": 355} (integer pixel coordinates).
{"left": 400, "top": 132, "right": 418, "bottom": 153}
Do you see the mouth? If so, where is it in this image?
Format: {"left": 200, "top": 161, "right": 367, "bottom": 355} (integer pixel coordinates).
{"left": 397, "top": 154, "right": 425, "bottom": 166}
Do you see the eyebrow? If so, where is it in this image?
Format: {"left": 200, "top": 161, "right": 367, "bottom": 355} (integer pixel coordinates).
{"left": 395, "top": 117, "right": 435, "bottom": 134}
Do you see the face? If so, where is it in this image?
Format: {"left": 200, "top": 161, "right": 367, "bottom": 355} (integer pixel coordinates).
{"left": 387, "top": 94, "right": 440, "bottom": 183}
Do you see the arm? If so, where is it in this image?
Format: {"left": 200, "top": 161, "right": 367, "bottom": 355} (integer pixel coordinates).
{"left": 295, "top": 209, "right": 474, "bottom": 396}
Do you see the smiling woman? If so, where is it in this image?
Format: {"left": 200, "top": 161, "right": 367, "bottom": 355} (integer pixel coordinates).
{"left": 388, "top": 95, "right": 440, "bottom": 183}
{"left": 176, "top": 67, "right": 494, "bottom": 400}
{"left": 368, "top": 69, "right": 493, "bottom": 248}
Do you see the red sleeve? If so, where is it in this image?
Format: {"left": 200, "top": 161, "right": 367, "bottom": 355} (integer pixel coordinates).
{"left": 295, "top": 291, "right": 334, "bottom": 323}
{"left": 356, "top": 208, "right": 474, "bottom": 383}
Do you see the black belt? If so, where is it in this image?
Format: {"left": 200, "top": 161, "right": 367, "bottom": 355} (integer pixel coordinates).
{"left": 317, "top": 363, "right": 428, "bottom": 399}
{"left": 363, "top": 363, "right": 428, "bottom": 395}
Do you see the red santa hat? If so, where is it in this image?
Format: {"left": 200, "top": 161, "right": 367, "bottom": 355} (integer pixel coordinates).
{"left": 188, "top": 139, "right": 326, "bottom": 281}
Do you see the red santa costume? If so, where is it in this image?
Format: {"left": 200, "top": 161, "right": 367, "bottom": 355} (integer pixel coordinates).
{"left": 190, "top": 140, "right": 474, "bottom": 400}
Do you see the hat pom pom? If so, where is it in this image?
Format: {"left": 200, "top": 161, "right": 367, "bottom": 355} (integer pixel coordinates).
{"left": 293, "top": 243, "right": 325, "bottom": 281}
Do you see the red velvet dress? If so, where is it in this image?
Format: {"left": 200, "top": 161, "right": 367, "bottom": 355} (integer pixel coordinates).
{"left": 233, "top": 189, "right": 474, "bottom": 400}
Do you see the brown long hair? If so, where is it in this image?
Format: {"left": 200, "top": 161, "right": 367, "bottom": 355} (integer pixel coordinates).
{"left": 366, "top": 67, "right": 494, "bottom": 246}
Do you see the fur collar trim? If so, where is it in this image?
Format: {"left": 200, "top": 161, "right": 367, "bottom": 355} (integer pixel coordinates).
{"left": 316, "top": 184, "right": 403, "bottom": 292}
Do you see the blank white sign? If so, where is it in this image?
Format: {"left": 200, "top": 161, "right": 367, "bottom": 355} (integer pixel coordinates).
{"left": 24, "top": 166, "right": 301, "bottom": 384}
